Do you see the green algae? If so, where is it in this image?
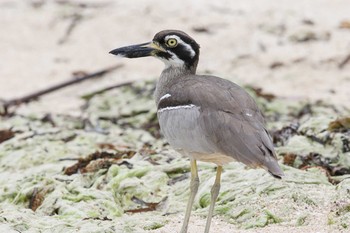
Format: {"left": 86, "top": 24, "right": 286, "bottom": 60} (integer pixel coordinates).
{"left": 1, "top": 81, "right": 350, "bottom": 232}
{"left": 62, "top": 193, "right": 97, "bottom": 202}
{"left": 296, "top": 214, "right": 308, "bottom": 226}
{"left": 244, "top": 209, "right": 281, "bottom": 229}
{"left": 143, "top": 222, "right": 165, "bottom": 230}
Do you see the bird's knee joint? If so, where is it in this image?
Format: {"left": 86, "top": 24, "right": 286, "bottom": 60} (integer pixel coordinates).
{"left": 191, "top": 176, "right": 199, "bottom": 185}
{"left": 210, "top": 183, "right": 221, "bottom": 196}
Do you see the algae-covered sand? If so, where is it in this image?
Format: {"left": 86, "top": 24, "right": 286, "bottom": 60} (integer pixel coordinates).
{"left": 1, "top": 82, "right": 350, "bottom": 233}
{"left": 1, "top": 1, "right": 350, "bottom": 232}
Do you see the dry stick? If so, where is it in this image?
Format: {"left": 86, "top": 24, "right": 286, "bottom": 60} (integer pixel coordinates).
{"left": 2, "top": 64, "right": 123, "bottom": 114}
{"left": 58, "top": 13, "right": 82, "bottom": 45}
{"left": 338, "top": 53, "right": 350, "bottom": 69}
{"left": 81, "top": 81, "right": 134, "bottom": 100}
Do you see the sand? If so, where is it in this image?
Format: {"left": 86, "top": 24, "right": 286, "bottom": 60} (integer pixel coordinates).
{"left": 1, "top": 0, "right": 349, "bottom": 114}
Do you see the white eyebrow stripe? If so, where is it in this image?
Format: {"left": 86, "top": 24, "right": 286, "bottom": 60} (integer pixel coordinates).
{"left": 165, "top": 35, "right": 196, "bottom": 58}
{"left": 160, "top": 93, "right": 171, "bottom": 101}
{"left": 158, "top": 104, "right": 198, "bottom": 113}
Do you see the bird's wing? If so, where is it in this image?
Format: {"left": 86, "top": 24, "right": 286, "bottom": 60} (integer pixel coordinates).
{"left": 160, "top": 75, "right": 283, "bottom": 177}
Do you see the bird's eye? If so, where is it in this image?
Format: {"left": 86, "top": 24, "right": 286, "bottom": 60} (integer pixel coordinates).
{"left": 166, "top": 38, "right": 178, "bottom": 47}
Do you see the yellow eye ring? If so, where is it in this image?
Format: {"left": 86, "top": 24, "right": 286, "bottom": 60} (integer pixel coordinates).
{"left": 166, "top": 38, "right": 178, "bottom": 47}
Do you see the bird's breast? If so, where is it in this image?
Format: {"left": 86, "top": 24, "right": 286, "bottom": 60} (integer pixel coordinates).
{"left": 157, "top": 104, "right": 218, "bottom": 155}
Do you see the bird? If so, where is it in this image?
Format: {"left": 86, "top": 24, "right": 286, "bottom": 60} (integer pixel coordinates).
{"left": 109, "top": 30, "right": 284, "bottom": 233}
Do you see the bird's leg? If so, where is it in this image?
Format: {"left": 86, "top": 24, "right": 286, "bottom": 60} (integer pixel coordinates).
{"left": 180, "top": 159, "right": 199, "bottom": 233}
{"left": 204, "top": 166, "right": 222, "bottom": 233}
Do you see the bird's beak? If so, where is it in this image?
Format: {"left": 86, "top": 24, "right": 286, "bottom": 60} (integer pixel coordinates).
{"left": 109, "top": 41, "right": 166, "bottom": 58}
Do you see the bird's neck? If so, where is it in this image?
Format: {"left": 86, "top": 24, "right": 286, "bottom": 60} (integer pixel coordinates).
{"left": 154, "top": 66, "right": 194, "bottom": 103}
{"left": 163, "top": 65, "right": 194, "bottom": 77}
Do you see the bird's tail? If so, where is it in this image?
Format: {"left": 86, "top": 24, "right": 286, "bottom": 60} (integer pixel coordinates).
{"left": 266, "top": 160, "right": 284, "bottom": 179}
{"left": 268, "top": 170, "right": 284, "bottom": 179}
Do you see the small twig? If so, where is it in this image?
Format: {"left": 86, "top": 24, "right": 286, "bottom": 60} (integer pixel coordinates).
{"left": 81, "top": 81, "right": 134, "bottom": 100}
{"left": 58, "top": 157, "right": 79, "bottom": 161}
{"left": 125, "top": 196, "right": 166, "bottom": 213}
{"left": 55, "top": 1, "right": 113, "bottom": 9}
{"left": 1, "top": 64, "right": 123, "bottom": 114}
{"left": 338, "top": 53, "right": 350, "bottom": 69}
{"left": 58, "top": 13, "right": 83, "bottom": 45}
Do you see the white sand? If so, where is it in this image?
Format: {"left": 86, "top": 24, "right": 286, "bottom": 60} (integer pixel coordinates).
{"left": 1, "top": 0, "right": 349, "bottom": 115}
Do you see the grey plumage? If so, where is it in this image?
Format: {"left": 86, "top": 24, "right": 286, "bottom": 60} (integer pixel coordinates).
{"left": 109, "top": 30, "right": 284, "bottom": 233}
{"left": 155, "top": 67, "right": 283, "bottom": 177}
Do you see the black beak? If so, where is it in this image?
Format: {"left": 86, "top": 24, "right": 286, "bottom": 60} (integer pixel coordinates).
{"left": 109, "top": 42, "right": 166, "bottom": 58}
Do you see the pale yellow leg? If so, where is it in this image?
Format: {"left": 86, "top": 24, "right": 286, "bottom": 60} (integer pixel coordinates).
{"left": 180, "top": 159, "right": 199, "bottom": 233}
{"left": 204, "top": 166, "right": 222, "bottom": 233}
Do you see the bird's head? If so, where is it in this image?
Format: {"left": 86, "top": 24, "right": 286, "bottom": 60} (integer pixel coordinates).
{"left": 109, "top": 30, "right": 200, "bottom": 72}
